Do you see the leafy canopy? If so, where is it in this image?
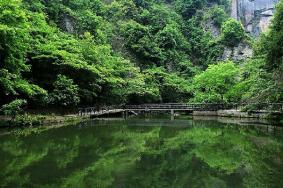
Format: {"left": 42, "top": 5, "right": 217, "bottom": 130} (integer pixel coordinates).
{"left": 191, "top": 61, "right": 239, "bottom": 103}
{"left": 221, "top": 18, "right": 245, "bottom": 47}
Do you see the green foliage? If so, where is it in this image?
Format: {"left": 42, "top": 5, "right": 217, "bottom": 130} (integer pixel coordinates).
{"left": 50, "top": 75, "right": 80, "bottom": 107}
{"left": 127, "top": 67, "right": 193, "bottom": 104}
{"left": 13, "top": 115, "right": 44, "bottom": 127}
{"left": 0, "top": 0, "right": 30, "bottom": 74}
{"left": 205, "top": 5, "right": 228, "bottom": 27}
{"left": 233, "top": 57, "right": 283, "bottom": 103}
{"left": 175, "top": 0, "right": 205, "bottom": 19}
{"left": 183, "top": 14, "right": 225, "bottom": 68}
{"left": 120, "top": 4, "right": 190, "bottom": 69}
{"left": 225, "top": 58, "right": 263, "bottom": 102}
{"left": 0, "top": 0, "right": 47, "bottom": 106}
{"left": 143, "top": 68, "right": 192, "bottom": 103}
{"left": 221, "top": 18, "right": 245, "bottom": 47}
{"left": 1, "top": 99, "right": 27, "bottom": 119}
{"left": 191, "top": 61, "right": 239, "bottom": 103}
{"left": 0, "top": 0, "right": 280, "bottom": 109}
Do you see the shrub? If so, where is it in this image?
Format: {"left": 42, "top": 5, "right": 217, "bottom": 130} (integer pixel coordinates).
{"left": 209, "top": 6, "right": 228, "bottom": 27}
{"left": 50, "top": 75, "right": 80, "bottom": 107}
{"left": 191, "top": 61, "right": 239, "bottom": 103}
{"left": 1, "top": 99, "right": 27, "bottom": 119}
{"left": 221, "top": 18, "right": 245, "bottom": 46}
{"left": 13, "top": 115, "right": 45, "bottom": 127}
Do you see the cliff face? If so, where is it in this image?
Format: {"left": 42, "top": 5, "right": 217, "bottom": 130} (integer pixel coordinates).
{"left": 231, "top": 0, "right": 279, "bottom": 37}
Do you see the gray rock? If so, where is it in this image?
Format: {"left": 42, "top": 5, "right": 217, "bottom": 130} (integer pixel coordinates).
{"left": 231, "top": 0, "right": 279, "bottom": 37}
{"left": 220, "top": 47, "right": 233, "bottom": 61}
{"left": 203, "top": 20, "right": 220, "bottom": 37}
{"left": 219, "top": 42, "right": 253, "bottom": 62}
{"left": 261, "top": 9, "right": 274, "bottom": 16}
{"left": 232, "top": 42, "right": 253, "bottom": 61}
{"left": 62, "top": 15, "right": 75, "bottom": 34}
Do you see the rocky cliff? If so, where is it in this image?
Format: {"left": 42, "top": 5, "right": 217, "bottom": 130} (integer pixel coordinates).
{"left": 218, "top": 0, "right": 279, "bottom": 62}
{"left": 231, "top": 0, "right": 279, "bottom": 37}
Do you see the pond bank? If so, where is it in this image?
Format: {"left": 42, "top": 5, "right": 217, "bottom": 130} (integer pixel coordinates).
{"left": 0, "top": 114, "right": 88, "bottom": 128}
{"left": 193, "top": 109, "right": 283, "bottom": 120}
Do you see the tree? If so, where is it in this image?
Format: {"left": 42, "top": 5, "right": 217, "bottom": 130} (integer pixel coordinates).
{"left": 175, "top": 0, "right": 205, "bottom": 19}
{"left": 221, "top": 18, "right": 245, "bottom": 47}
{"left": 0, "top": 0, "right": 48, "bottom": 106}
{"left": 0, "top": 0, "right": 279, "bottom": 110}
{"left": 191, "top": 61, "right": 239, "bottom": 103}
{"left": 1, "top": 99, "right": 27, "bottom": 120}
{"left": 50, "top": 75, "right": 80, "bottom": 107}
{"left": 0, "top": 0, "right": 30, "bottom": 74}
{"left": 206, "top": 5, "right": 228, "bottom": 27}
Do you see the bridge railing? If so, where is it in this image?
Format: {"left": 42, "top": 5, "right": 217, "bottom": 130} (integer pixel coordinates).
{"left": 78, "top": 105, "right": 124, "bottom": 116}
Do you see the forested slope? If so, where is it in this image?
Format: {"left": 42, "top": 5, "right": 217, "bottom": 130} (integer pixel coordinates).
{"left": 0, "top": 0, "right": 282, "bottom": 110}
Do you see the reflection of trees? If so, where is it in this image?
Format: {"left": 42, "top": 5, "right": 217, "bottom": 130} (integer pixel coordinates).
{"left": 0, "top": 121, "right": 282, "bottom": 187}
{"left": 132, "top": 123, "right": 283, "bottom": 187}
{"left": 0, "top": 137, "right": 51, "bottom": 187}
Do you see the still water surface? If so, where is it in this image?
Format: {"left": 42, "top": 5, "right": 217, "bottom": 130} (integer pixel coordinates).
{"left": 0, "top": 116, "right": 283, "bottom": 188}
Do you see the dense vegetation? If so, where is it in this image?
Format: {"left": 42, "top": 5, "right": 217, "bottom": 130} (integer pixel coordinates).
{"left": 0, "top": 0, "right": 282, "bottom": 111}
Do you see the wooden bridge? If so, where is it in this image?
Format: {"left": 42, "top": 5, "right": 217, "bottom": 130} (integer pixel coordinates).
{"left": 78, "top": 103, "right": 283, "bottom": 117}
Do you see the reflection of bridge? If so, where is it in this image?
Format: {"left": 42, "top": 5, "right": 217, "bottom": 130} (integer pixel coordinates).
{"left": 78, "top": 103, "right": 283, "bottom": 117}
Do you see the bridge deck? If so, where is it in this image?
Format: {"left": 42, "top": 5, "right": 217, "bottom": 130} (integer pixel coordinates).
{"left": 78, "top": 103, "right": 283, "bottom": 117}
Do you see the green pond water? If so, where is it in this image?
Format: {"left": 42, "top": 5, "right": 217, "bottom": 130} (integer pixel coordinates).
{"left": 0, "top": 116, "right": 283, "bottom": 188}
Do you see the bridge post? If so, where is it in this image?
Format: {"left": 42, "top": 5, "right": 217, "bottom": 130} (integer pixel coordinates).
{"left": 171, "top": 109, "right": 174, "bottom": 120}
{"left": 123, "top": 110, "right": 129, "bottom": 119}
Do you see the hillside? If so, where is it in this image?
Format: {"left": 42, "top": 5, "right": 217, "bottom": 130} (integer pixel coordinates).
{"left": 0, "top": 0, "right": 282, "bottom": 110}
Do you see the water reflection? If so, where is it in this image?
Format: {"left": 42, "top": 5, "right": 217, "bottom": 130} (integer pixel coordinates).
{"left": 0, "top": 116, "right": 282, "bottom": 188}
